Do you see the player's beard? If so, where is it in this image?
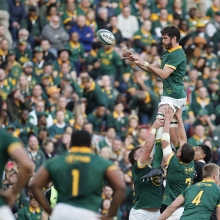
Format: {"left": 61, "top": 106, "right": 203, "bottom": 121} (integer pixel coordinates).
{"left": 164, "top": 40, "right": 172, "bottom": 50}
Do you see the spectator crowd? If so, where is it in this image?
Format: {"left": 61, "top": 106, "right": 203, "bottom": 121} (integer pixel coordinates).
{"left": 1, "top": 0, "right": 220, "bottom": 218}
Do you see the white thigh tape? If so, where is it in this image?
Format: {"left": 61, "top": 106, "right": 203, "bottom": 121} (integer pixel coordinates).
{"left": 161, "top": 133, "right": 170, "bottom": 143}
{"left": 170, "top": 118, "right": 178, "bottom": 127}
{"left": 156, "top": 127, "right": 163, "bottom": 140}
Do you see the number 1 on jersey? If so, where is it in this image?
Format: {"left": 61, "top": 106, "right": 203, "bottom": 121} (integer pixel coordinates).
{"left": 192, "top": 190, "right": 203, "bottom": 205}
{"left": 72, "top": 169, "right": 79, "bottom": 196}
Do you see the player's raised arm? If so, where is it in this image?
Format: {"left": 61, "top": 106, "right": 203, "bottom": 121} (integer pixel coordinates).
{"left": 30, "top": 166, "right": 53, "bottom": 215}
{"left": 175, "top": 108, "right": 187, "bottom": 148}
{"left": 103, "top": 168, "right": 126, "bottom": 220}
{"left": 138, "top": 119, "right": 164, "bottom": 166}
{"left": 158, "top": 196, "right": 185, "bottom": 220}
{"left": 161, "top": 107, "right": 174, "bottom": 164}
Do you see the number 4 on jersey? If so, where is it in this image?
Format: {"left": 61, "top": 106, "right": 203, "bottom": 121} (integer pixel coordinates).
{"left": 192, "top": 190, "right": 204, "bottom": 205}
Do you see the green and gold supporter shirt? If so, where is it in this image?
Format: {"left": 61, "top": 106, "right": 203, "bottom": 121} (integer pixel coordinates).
{"left": 17, "top": 206, "right": 42, "bottom": 220}
{"left": 162, "top": 154, "right": 194, "bottom": 206}
{"left": 9, "top": 61, "right": 23, "bottom": 82}
{"left": 132, "top": 159, "right": 162, "bottom": 209}
{"left": 52, "top": 58, "right": 75, "bottom": 74}
{"left": 27, "top": 97, "right": 49, "bottom": 111}
{"left": 61, "top": 10, "right": 78, "bottom": 26}
{"left": 180, "top": 179, "right": 220, "bottom": 220}
{"left": 83, "top": 81, "right": 107, "bottom": 115}
{"left": 206, "top": 5, "right": 220, "bottom": 19}
{"left": 14, "top": 120, "right": 35, "bottom": 145}
{"left": 133, "top": 29, "right": 156, "bottom": 51}
{"left": 48, "top": 123, "right": 67, "bottom": 139}
{"left": 106, "top": 111, "right": 128, "bottom": 137}
{"left": 33, "top": 58, "right": 46, "bottom": 82}
{"left": 99, "top": 138, "right": 111, "bottom": 150}
{"left": 188, "top": 134, "right": 206, "bottom": 148}
{"left": 0, "top": 79, "right": 13, "bottom": 101}
{"left": 96, "top": 48, "right": 122, "bottom": 76}
{"left": 44, "top": 147, "right": 116, "bottom": 212}
{"left": 101, "top": 88, "right": 118, "bottom": 112}
{"left": 159, "top": 46, "right": 187, "bottom": 99}
{"left": 51, "top": 108, "right": 75, "bottom": 125}
{"left": 201, "top": 53, "right": 219, "bottom": 68}
{"left": 0, "top": 129, "right": 21, "bottom": 207}
{"left": 193, "top": 119, "right": 215, "bottom": 136}
{"left": 87, "top": 112, "right": 103, "bottom": 133}
{"left": 15, "top": 48, "right": 32, "bottom": 66}
{"left": 182, "top": 103, "right": 194, "bottom": 121}
{"left": 187, "top": 17, "right": 198, "bottom": 31}
{"left": 64, "top": 41, "right": 85, "bottom": 62}
{"left": 191, "top": 97, "right": 214, "bottom": 116}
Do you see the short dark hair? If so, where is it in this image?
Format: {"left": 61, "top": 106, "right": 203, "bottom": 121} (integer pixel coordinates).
{"left": 180, "top": 143, "right": 195, "bottom": 164}
{"left": 71, "top": 130, "right": 91, "bottom": 147}
{"left": 128, "top": 147, "right": 141, "bottom": 166}
{"left": 198, "top": 144, "right": 212, "bottom": 164}
{"left": 161, "top": 25, "right": 180, "bottom": 42}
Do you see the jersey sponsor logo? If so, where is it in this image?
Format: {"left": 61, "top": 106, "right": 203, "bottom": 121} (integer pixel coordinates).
{"left": 65, "top": 154, "right": 91, "bottom": 164}
{"left": 152, "top": 176, "right": 161, "bottom": 186}
{"left": 185, "top": 167, "right": 194, "bottom": 174}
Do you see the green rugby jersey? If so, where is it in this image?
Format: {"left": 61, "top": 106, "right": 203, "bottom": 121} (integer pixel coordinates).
{"left": 44, "top": 147, "right": 116, "bottom": 212}
{"left": 159, "top": 46, "right": 187, "bottom": 99}
{"left": 162, "top": 154, "right": 194, "bottom": 206}
{"left": 0, "top": 129, "right": 21, "bottom": 206}
{"left": 132, "top": 159, "right": 162, "bottom": 209}
{"left": 180, "top": 179, "right": 220, "bottom": 220}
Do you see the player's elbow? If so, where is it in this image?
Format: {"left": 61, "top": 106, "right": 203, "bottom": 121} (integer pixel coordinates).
{"left": 21, "top": 159, "right": 34, "bottom": 173}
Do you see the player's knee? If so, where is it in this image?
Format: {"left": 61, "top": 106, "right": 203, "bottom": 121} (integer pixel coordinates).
{"left": 170, "top": 118, "right": 178, "bottom": 127}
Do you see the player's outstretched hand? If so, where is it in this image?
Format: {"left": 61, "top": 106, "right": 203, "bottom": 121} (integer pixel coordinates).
{"left": 175, "top": 107, "right": 182, "bottom": 118}
{"left": 122, "top": 51, "right": 133, "bottom": 61}
{"left": 152, "top": 119, "right": 164, "bottom": 129}
{"left": 163, "top": 106, "right": 173, "bottom": 123}
{"left": 131, "top": 56, "right": 145, "bottom": 65}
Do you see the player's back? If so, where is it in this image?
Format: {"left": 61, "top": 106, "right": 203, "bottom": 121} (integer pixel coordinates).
{"left": 44, "top": 147, "right": 114, "bottom": 213}
{"left": 180, "top": 179, "right": 220, "bottom": 220}
{"left": 162, "top": 154, "right": 195, "bottom": 206}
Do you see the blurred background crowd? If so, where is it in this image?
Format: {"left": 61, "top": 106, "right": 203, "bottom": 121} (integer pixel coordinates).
{"left": 1, "top": 0, "right": 220, "bottom": 218}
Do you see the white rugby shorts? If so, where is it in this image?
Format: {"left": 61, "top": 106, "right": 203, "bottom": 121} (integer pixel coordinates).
{"left": 51, "top": 203, "right": 101, "bottom": 220}
{"left": 129, "top": 208, "right": 160, "bottom": 220}
{"left": 166, "top": 207, "right": 184, "bottom": 220}
{"left": 0, "top": 205, "right": 15, "bottom": 220}
{"left": 159, "top": 96, "right": 187, "bottom": 113}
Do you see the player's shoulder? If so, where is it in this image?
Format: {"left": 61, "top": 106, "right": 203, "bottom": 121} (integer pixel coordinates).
{"left": 169, "top": 47, "right": 185, "bottom": 57}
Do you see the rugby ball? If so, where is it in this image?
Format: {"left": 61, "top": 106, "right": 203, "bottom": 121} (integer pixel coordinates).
{"left": 96, "top": 29, "right": 115, "bottom": 45}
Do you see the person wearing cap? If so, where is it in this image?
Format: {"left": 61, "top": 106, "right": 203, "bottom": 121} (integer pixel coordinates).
{"left": 22, "top": 61, "right": 38, "bottom": 89}
{"left": 15, "top": 38, "right": 32, "bottom": 66}
{"left": 129, "top": 91, "right": 159, "bottom": 125}
{"left": 133, "top": 20, "right": 156, "bottom": 52}
{"left": 20, "top": 6, "right": 41, "bottom": 48}
{"left": 206, "top": 11, "right": 220, "bottom": 38}
{"left": 193, "top": 109, "right": 216, "bottom": 136}
{"left": 126, "top": 66, "right": 152, "bottom": 97}
{"left": 52, "top": 48, "right": 76, "bottom": 78}
{"left": 17, "top": 195, "right": 42, "bottom": 219}
{"left": 106, "top": 101, "right": 128, "bottom": 138}
{"left": 0, "top": 38, "right": 9, "bottom": 61}
{"left": 40, "top": 73, "right": 53, "bottom": 98}
{"left": 208, "top": 78, "right": 220, "bottom": 107}
{"left": 87, "top": 105, "right": 106, "bottom": 134}
{"left": 189, "top": 20, "right": 210, "bottom": 42}
{"left": 34, "top": 111, "right": 48, "bottom": 137}
{"left": 188, "top": 125, "right": 206, "bottom": 148}
{"left": 6, "top": 49, "right": 23, "bottom": 82}
{"left": 81, "top": 74, "right": 107, "bottom": 114}
{"left": 61, "top": 2, "right": 77, "bottom": 27}
{"left": 206, "top": 0, "right": 220, "bottom": 19}
{"left": 47, "top": 86, "right": 61, "bottom": 112}
{"left": 191, "top": 86, "right": 214, "bottom": 117}
{"left": 51, "top": 95, "right": 75, "bottom": 126}
{"left": 64, "top": 32, "right": 85, "bottom": 75}
{"left": 201, "top": 42, "right": 219, "bottom": 68}
{"left": 14, "top": 109, "right": 34, "bottom": 144}
{"left": 99, "top": 127, "right": 116, "bottom": 151}
{"left": 32, "top": 46, "right": 46, "bottom": 81}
